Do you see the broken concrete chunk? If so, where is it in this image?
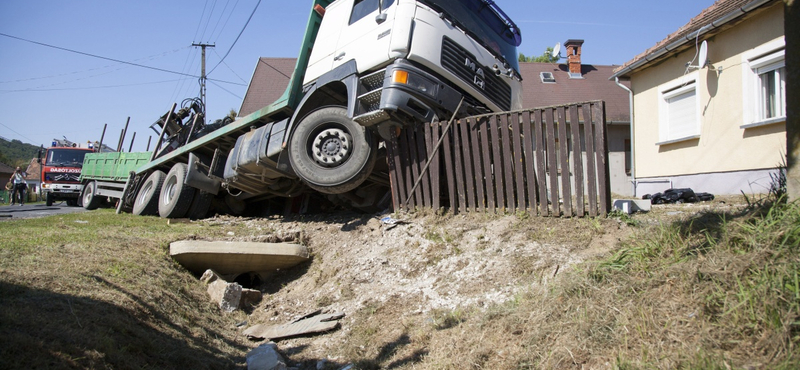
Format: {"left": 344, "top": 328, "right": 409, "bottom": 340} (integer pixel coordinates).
{"left": 200, "top": 269, "right": 223, "bottom": 284}
{"left": 246, "top": 342, "right": 287, "bottom": 370}
{"left": 202, "top": 269, "right": 262, "bottom": 311}
{"left": 206, "top": 278, "right": 243, "bottom": 312}
{"left": 244, "top": 312, "right": 345, "bottom": 341}
{"left": 241, "top": 288, "right": 263, "bottom": 308}
{"left": 170, "top": 240, "right": 310, "bottom": 276}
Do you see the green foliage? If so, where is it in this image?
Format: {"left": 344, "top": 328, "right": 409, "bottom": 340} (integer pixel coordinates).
{"left": 0, "top": 137, "right": 39, "bottom": 168}
{"left": 518, "top": 47, "right": 559, "bottom": 63}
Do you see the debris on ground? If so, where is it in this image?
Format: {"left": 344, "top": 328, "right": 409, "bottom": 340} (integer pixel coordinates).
{"left": 201, "top": 269, "right": 262, "bottom": 312}
{"left": 246, "top": 342, "right": 288, "bottom": 370}
{"left": 244, "top": 311, "right": 345, "bottom": 341}
{"left": 643, "top": 188, "right": 714, "bottom": 204}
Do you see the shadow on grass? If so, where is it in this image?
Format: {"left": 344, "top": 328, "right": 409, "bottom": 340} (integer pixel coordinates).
{"left": 0, "top": 280, "right": 244, "bottom": 370}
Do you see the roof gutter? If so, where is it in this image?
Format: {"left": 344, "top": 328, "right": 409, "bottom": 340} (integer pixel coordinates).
{"left": 610, "top": 0, "right": 774, "bottom": 79}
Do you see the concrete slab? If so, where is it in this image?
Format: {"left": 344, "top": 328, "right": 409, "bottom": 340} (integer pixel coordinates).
{"left": 613, "top": 199, "right": 651, "bottom": 214}
{"left": 169, "top": 240, "right": 309, "bottom": 275}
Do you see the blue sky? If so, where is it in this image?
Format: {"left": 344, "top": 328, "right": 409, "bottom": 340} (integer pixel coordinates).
{"left": 0, "top": 0, "right": 714, "bottom": 152}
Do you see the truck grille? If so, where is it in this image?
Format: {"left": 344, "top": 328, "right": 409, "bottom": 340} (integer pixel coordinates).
{"left": 45, "top": 172, "right": 80, "bottom": 182}
{"left": 441, "top": 37, "right": 512, "bottom": 111}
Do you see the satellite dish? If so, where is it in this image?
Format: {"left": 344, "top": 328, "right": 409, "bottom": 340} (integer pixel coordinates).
{"left": 551, "top": 43, "right": 561, "bottom": 59}
{"left": 698, "top": 40, "right": 708, "bottom": 68}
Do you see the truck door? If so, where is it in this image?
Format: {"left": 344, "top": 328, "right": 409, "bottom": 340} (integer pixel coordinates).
{"left": 333, "top": 0, "right": 397, "bottom": 73}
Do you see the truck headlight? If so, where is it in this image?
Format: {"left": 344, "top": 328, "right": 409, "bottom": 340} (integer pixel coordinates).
{"left": 392, "top": 70, "right": 437, "bottom": 97}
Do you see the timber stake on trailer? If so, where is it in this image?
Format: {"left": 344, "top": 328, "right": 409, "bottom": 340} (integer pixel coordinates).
{"left": 117, "top": 117, "right": 130, "bottom": 152}
{"left": 387, "top": 100, "right": 611, "bottom": 218}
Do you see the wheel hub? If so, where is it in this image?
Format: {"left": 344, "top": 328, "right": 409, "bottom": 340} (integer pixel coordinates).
{"left": 312, "top": 128, "right": 352, "bottom": 167}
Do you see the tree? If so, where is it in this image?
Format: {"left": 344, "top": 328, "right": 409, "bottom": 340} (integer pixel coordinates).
{"left": 518, "top": 47, "right": 559, "bottom": 63}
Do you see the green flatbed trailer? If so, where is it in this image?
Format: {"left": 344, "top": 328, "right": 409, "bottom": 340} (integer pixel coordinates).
{"left": 79, "top": 151, "right": 153, "bottom": 211}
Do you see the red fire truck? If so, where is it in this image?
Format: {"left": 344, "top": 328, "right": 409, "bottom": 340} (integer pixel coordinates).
{"left": 37, "top": 139, "right": 95, "bottom": 206}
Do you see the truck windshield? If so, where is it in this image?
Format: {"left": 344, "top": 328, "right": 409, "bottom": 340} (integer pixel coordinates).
{"left": 420, "top": 0, "right": 521, "bottom": 72}
{"left": 47, "top": 149, "right": 88, "bottom": 168}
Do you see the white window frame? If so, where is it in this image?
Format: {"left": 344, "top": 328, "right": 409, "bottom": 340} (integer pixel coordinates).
{"left": 741, "top": 37, "right": 786, "bottom": 129}
{"left": 657, "top": 71, "right": 700, "bottom": 145}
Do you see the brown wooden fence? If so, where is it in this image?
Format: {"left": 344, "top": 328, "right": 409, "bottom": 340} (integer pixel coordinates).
{"left": 386, "top": 100, "right": 610, "bottom": 217}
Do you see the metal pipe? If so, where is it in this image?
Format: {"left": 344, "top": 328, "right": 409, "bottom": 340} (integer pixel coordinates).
{"left": 117, "top": 117, "right": 130, "bottom": 152}
{"left": 615, "top": 77, "right": 635, "bottom": 196}
{"left": 146, "top": 136, "right": 152, "bottom": 152}
{"left": 98, "top": 123, "right": 107, "bottom": 152}
{"left": 128, "top": 132, "right": 136, "bottom": 152}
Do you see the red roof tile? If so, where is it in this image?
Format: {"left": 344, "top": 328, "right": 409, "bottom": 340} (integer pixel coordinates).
{"left": 238, "top": 58, "right": 297, "bottom": 117}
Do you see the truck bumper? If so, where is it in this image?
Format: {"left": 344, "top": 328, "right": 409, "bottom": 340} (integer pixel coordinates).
{"left": 42, "top": 183, "right": 83, "bottom": 199}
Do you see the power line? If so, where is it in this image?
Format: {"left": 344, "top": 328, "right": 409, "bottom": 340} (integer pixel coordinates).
{"left": 0, "top": 32, "right": 247, "bottom": 88}
{"left": 207, "top": 0, "right": 261, "bottom": 76}
{"left": 209, "top": 80, "right": 242, "bottom": 100}
{"left": 258, "top": 58, "right": 292, "bottom": 80}
{"left": 0, "top": 32, "right": 202, "bottom": 79}
{"left": 0, "top": 79, "right": 184, "bottom": 92}
{"left": 213, "top": 48, "right": 248, "bottom": 83}
{"left": 211, "top": 0, "right": 240, "bottom": 43}
{"left": 0, "top": 122, "right": 38, "bottom": 144}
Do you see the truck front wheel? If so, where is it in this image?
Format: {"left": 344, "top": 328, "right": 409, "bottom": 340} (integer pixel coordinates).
{"left": 288, "top": 107, "right": 376, "bottom": 195}
{"left": 133, "top": 170, "right": 165, "bottom": 216}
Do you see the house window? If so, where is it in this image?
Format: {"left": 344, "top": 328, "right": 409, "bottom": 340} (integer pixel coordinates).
{"left": 755, "top": 56, "right": 785, "bottom": 121}
{"left": 658, "top": 74, "right": 699, "bottom": 144}
{"left": 742, "top": 38, "right": 785, "bottom": 128}
{"left": 540, "top": 72, "right": 555, "bottom": 83}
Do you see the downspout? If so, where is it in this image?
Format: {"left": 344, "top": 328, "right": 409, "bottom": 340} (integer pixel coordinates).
{"left": 615, "top": 77, "right": 635, "bottom": 197}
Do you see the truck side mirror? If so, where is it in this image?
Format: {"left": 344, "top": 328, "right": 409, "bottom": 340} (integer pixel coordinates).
{"left": 375, "top": 12, "right": 387, "bottom": 24}
{"left": 37, "top": 147, "right": 43, "bottom": 164}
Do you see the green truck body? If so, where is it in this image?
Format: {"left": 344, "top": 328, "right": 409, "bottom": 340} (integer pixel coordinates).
{"left": 81, "top": 152, "right": 153, "bottom": 182}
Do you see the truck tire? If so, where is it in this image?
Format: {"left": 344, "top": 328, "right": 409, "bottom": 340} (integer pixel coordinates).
{"left": 46, "top": 193, "right": 53, "bottom": 206}
{"left": 186, "top": 190, "right": 212, "bottom": 220}
{"left": 133, "top": 170, "right": 166, "bottom": 216}
{"left": 159, "top": 163, "right": 195, "bottom": 218}
{"left": 82, "top": 181, "right": 102, "bottom": 210}
{"left": 288, "top": 106, "right": 376, "bottom": 194}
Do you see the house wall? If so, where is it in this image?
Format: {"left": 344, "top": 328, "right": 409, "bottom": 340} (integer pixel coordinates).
{"left": 607, "top": 125, "right": 632, "bottom": 196}
{"left": 630, "top": 3, "right": 785, "bottom": 196}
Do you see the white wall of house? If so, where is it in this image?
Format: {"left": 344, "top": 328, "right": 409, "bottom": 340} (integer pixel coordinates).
{"left": 630, "top": 3, "right": 785, "bottom": 196}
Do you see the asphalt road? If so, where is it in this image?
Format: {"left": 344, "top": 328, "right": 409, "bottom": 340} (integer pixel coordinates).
{"left": 0, "top": 203, "right": 89, "bottom": 221}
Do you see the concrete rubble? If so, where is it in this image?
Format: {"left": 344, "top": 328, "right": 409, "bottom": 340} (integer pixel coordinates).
{"left": 201, "top": 269, "right": 261, "bottom": 312}
{"left": 246, "top": 342, "right": 287, "bottom": 370}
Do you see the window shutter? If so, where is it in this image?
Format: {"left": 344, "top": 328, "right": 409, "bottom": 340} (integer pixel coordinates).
{"left": 667, "top": 89, "right": 697, "bottom": 140}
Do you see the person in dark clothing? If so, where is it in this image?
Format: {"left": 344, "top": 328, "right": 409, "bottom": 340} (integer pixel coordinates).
{"left": 9, "top": 167, "right": 27, "bottom": 206}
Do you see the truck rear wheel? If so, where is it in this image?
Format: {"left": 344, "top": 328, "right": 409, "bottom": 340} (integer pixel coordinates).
{"left": 186, "top": 190, "right": 212, "bottom": 220}
{"left": 82, "top": 181, "right": 103, "bottom": 210}
{"left": 133, "top": 170, "right": 166, "bottom": 216}
{"left": 288, "top": 107, "right": 376, "bottom": 195}
{"left": 159, "top": 163, "right": 195, "bottom": 218}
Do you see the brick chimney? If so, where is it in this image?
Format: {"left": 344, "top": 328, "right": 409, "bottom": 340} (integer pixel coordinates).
{"left": 565, "top": 39, "right": 584, "bottom": 78}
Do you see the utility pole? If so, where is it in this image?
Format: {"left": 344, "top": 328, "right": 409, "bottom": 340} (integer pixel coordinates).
{"left": 192, "top": 43, "right": 215, "bottom": 115}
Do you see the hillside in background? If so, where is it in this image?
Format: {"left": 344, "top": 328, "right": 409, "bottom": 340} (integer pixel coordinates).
{"left": 0, "top": 137, "right": 39, "bottom": 168}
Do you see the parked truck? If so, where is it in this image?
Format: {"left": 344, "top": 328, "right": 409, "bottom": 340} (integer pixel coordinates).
{"left": 37, "top": 140, "right": 96, "bottom": 206}
{"left": 80, "top": 0, "right": 523, "bottom": 218}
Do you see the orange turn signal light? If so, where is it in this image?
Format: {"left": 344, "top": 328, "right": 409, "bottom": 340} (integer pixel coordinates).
{"left": 393, "top": 70, "right": 409, "bottom": 84}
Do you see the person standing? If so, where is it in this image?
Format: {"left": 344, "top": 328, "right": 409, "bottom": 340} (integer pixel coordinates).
{"left": 10, "top": 167, "right": 27, "bottom": 206}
